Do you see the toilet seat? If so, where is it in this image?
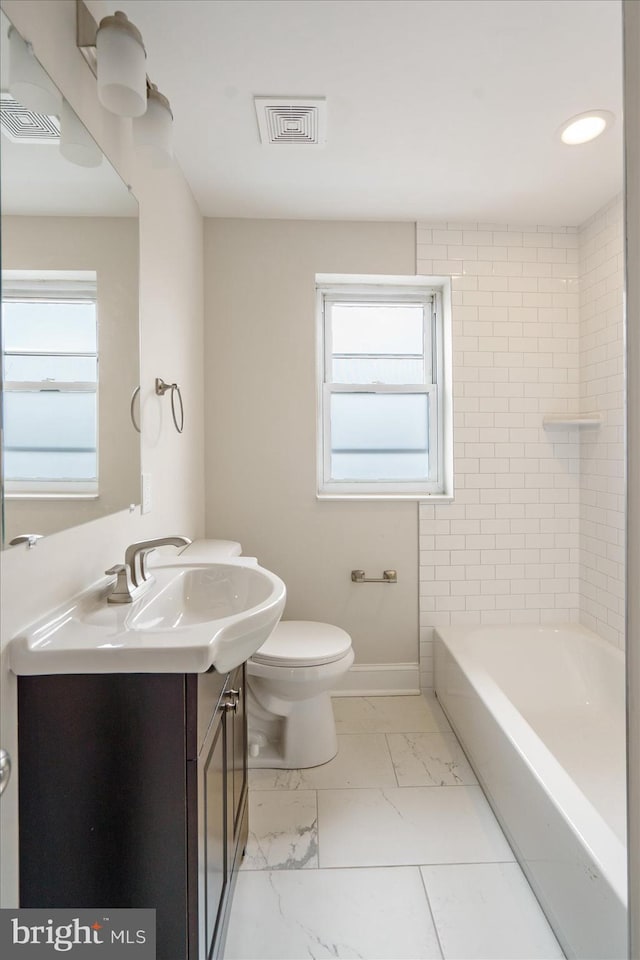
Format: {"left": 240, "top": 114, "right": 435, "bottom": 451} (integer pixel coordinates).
{"left": 250, "top": 620, "right": 352, "bottom": 668}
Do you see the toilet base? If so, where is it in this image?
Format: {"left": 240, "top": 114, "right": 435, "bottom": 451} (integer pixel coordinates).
{"left": 247, "top": 690, "right": 338, "bottom": 769}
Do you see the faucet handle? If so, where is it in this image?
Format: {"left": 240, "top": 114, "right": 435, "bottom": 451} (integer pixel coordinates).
{"left": 105, "top": 563, "right": 136, "bottom": 603}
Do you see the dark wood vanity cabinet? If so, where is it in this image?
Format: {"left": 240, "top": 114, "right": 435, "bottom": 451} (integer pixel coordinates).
{"left": 197, "top": 664, "right": 248, "bottom": 956}
{"left": 18, "top": 664, "right": 248, "bottom": 960}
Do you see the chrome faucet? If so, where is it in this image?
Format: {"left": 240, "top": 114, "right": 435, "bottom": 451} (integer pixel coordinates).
{"left": 106, "top": 535, "right": 192, "bottom": 603}
{"left": 125, "top": 536, "right": 192, "bottom": 587}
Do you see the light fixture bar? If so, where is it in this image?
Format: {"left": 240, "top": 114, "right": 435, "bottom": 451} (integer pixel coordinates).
{"left": 76, "top": 0, "right": 99, "bottom": 77}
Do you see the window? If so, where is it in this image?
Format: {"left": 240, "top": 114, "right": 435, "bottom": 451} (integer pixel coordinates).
{"left": 316, "top": 275, "right": 452, "bottom": 499}
{"left": 2, "top": 272, "right": 98, "bottom": 499}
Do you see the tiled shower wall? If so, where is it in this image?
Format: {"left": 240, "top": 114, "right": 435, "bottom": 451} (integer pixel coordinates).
{"left": 417, "top": 201, "right": 625, "bottom": 688}
{"left": 417, "top": 222, "right": 581, "bottom": 690}
{"left": 578, "top": 197, "right": 625, "bottom": 649}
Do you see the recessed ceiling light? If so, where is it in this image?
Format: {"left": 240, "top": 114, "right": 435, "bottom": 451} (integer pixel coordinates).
{"left": 559, "top": 110, "right": 614, "bottom": 146}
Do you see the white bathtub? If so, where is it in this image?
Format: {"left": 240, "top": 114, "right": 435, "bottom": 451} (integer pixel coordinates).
{"left": 434, "top": 623, "right": 627, "bottom": 960}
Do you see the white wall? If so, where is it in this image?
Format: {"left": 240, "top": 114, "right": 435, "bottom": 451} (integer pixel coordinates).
{"left": 578, "top": 196, "right": 625, "bottom": 648}
{"left": 203, "top": 218, "right": 419, "bottom": 680}
{"left": 416, "top": 222, "right": 582, "bottom": 686}
{"left": 0, "top": 0, "right": 205, "bottom": 904}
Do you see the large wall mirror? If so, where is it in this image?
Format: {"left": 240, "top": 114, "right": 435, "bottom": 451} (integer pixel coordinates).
{"left": 0, "top": 9, "right": 140, "bottom": 548}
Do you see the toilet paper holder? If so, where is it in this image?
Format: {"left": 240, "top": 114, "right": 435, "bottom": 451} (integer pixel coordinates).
{"left": 351, "top": 569, "right": 397, "bottom": 583}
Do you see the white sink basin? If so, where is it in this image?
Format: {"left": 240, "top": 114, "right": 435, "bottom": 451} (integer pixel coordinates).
{"left": 130, "top": 565, "right": 275, "bottom": 630}
{"left": 10, "top": 560, "right": 286, "bottom": 675}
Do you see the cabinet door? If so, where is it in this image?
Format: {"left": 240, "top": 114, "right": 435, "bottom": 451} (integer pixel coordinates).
{"left": 229, "top": 664, "right": 248, "bottom": 839}
{"left": 200, "top": 707, "right": 227, "bottom": 960}
{"left": 196, "top": 669, "right": 248, "bottom": 960}
{"left": 19, "top": 674, "right": 191, "bottom": 960}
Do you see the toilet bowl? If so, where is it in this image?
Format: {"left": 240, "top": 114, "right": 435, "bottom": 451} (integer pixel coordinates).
{"left": 246, "top": 620, "right": 354, "bottom": 769}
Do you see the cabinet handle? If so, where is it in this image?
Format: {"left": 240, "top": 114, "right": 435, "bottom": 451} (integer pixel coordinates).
{"left": 0, "top": 749, "right": 11, "bottom": 796}
{"left": 223, "top": 695, "right": 238, "bottom": 714}
{"left": 228, "top": 688, "right": 240, "bottom": 698}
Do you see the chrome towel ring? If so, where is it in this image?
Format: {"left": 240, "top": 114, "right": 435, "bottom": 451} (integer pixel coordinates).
{"left": 155, "top": 377, "right": 184, "bottom": 433}
{"left": 130, "top": 385, "right": 141, "bottom": 433}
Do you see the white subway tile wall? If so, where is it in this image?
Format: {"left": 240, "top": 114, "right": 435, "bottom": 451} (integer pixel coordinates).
{"left": 417, "top": 201, "right": 624, "bottom": 689}
{"left": 578, "top": 196, "right": 625, "bottom": 649}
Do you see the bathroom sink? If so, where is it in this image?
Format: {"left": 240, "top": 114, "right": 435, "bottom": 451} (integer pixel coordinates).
{"left": 130, "top": 565, "right": 275, "bottom": 629}
{"left": 9, "top": 560, "right": 286, "bottom": 676}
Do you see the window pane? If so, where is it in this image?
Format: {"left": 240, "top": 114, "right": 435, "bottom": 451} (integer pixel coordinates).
{"left": 331, "top": 392, "right": 428, "bottom": 450}
{"left": 2, "top": 300, "right": 97, "bottom": 352}
{"left": 3, "top": 392, "right": 97, "bottom": 478}
{"left": 330, "top": 392, "right": 429, "bottom": 480}
{"left": 4, "top": 450, "right": 97, "bottom": 482}
{"left": 331, "top": 451, "right": 429, "bottom": 481}
{"left": 331, "top": 304, "right": 424, "bottom": 356}
{"left": 332, "top": 357, "right": 425, "bottom": 384}
{"left": 4, "top": 354, "right": 97, "bottom": 383}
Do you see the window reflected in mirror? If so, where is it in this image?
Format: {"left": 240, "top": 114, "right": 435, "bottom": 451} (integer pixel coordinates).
{"left": 3, "top": 273, "right": 98, "bottom": 497}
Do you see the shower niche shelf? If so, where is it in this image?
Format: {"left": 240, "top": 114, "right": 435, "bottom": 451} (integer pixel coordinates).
{"left": 542, "top": 413, "right": 602, "bottom": 429}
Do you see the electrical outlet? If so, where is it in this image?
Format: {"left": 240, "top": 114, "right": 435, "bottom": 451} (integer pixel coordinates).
{"left": 141, "top": 473, "right": 152, "bottom": 514}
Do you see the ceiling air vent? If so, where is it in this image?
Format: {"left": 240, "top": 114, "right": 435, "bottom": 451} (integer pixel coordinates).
{"left": 254, "top": 97, "right": 326, "bottom": 146}
{"left": 0, "top": 92, "right": 60, "bottom": 143}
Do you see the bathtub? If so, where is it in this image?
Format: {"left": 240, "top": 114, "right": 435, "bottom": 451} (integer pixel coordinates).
{"left": 434, "top": 623, "right": 627, "bottom": 960}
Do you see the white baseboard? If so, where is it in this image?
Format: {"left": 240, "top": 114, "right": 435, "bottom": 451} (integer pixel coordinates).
{"left": 332, "top": 662, "right": 420, "bottom": 697}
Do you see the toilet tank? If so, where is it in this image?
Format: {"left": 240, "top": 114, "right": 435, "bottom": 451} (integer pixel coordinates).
{"left": 176, "top": 539, "right": 243, "bottom": 562}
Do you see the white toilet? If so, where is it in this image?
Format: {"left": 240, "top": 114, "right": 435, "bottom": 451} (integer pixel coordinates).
{"left": 246, "top": 620, "right": 354, "bottom": 769}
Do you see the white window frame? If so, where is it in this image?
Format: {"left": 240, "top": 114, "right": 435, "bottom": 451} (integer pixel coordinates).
{"left": 2, "top": 272, "right": 99, "bottom": 500}
{"left": 316, "top": 274, "right": 453, "bottom": 500}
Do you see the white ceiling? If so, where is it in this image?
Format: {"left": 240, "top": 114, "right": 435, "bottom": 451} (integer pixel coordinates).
{"left": 100, "top": 0, "right": 623, "bottom": 225}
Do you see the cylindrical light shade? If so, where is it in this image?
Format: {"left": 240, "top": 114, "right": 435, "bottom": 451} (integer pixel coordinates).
{"left": 59, "top": 99, "right": 102, "bottom": 168}
{"left": 96, "top": 11, "right": 147, "bottom": 117}
{"left": 133, "top": 84, "right": 173, "bottom": 167}
{"left": 8, "top": 26, "right": 61, "bottom": 116}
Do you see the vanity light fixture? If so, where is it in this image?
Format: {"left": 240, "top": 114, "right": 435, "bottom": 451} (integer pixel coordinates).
{"left": 95, "top": 11, "right": 147, "bottom": 117}
{"left": 59, "top": 98, "right": 102, "bottom": 167}
{"left": 133, "top": 83, "right": 173, "bottom": 167}
{"left": 4, "top": 23, "right": 99, "bottom": 170}
{"left": 7, "top": 25, "right": 60, "bottom": 116}
{"left": 559, "top": 110, "right": 614, "bottom": 145}
{"left": 76, "top": 0, "right": 174, "bottom": 160}
{"left": 77, "top": 2, "right": 146, "bottom": 117}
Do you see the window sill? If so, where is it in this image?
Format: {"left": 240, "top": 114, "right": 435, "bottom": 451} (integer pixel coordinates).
{"left": 317, "top": 492, "right": 454, "bottom": 502}
{"left": 5, "top": 493, "right": 99, "bottom": 501}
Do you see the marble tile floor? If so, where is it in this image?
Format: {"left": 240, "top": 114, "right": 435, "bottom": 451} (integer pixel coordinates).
{"left": 225, "top": 694, "right": 564, "bottom": 960}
